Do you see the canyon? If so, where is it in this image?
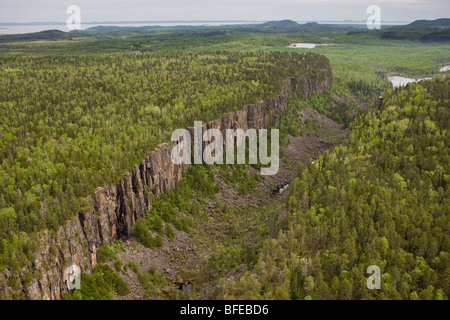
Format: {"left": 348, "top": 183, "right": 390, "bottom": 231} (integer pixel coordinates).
{"left": 1, "top": 65, "right": 333, "bottom": 300}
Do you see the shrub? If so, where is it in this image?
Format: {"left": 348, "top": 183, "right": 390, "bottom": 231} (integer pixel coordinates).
{"left": 133, "top": 218, "right": 155, "bottom": 249}
{"left": 166, "top": 224, "right": 175, "bottom": 241}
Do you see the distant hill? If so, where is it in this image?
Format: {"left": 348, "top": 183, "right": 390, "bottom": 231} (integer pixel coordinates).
{"left": 258, "top": 20, "right": 328, "bottom": 30}
{"left": 260, "top": 20, "right": 300, "bottom": 29}
{"left": 407, "top": 18, "right": 450, "bottom": 28}
{"left": 381, "top": 18, "right": 450, "bottom": 42}
{"left": 0, "top": 29, "right": 72, "bottom": 43}
{"left": 300, "top": 22, "right": 320, "bottom": 29}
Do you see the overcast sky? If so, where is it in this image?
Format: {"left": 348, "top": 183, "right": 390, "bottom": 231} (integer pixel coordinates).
{"left": 1, "top": 0, "right": 449, "bottom": 23}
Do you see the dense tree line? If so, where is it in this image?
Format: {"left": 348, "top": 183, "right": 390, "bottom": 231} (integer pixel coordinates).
{"left": 217, "top": 77, "right": 449, "bottom": 299}
{"left": 0, "top": 51, "right": 329, "bottom": 274}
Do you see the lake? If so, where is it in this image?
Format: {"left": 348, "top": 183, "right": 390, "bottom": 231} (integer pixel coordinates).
{"left": 387, "top": 75, "right": 433, "bottom": 88}
{"left": 287, "top": 43, "right": 333, "bottom": 48}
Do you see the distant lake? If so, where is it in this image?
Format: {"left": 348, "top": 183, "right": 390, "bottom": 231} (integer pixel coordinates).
{"left": 287, "top": 43, "right": 334, "bottom": 48}
{"left": 387, "top": 75, "right": 432, "bottom": 88}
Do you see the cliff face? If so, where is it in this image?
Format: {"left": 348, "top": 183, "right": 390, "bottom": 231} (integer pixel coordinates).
{"left": 13, "top": 67, "right": 332, "bottom": 300}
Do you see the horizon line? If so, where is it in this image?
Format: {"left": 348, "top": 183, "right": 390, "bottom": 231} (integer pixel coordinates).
{"left": 0, "top": 19, "right": 419, "bottom": 26}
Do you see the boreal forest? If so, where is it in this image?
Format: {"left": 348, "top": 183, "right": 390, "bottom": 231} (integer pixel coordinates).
{"left": 0, "top": 16, "right": 449, "bottom": 302}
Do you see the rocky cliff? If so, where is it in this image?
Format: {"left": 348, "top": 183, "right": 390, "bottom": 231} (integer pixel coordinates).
{"left": 9, "top": 66, "right": 333, "bottom": 300}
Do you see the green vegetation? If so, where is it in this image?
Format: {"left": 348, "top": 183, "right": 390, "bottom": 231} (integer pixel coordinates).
{"left": 220, "top": 164, "right": 261, "bottom": 196}
{"left": 133, "top": 218, "right": 163, "bottom": 249}
{"left": 1, "top": 20, "right": 448, "bottom": 110}
{"left": 214, "top": 78, "right": 449, "bottom": 300}
{"left": 63, "top": 264, "right": 129, "bottom": 300}
{"left": 132, "top": 162, "right": 262, "bottom": 248}
{"left": 380, "top": 18, "right": 450, "bottom": 42}
{"left": 0, "top": 30, "right": 74, "bottom": 43}
{"left": 136, "top": 264, "right": 178, "bottom": 298}
{"left": 99, "top": 240, "right": 125, "bottom": 262}
{"left": 99, "top": 240, "right": 127, "bottom": 273}
{"left": 0, "top": 51, "right": 329, "bottom": 268}
{"left": 131, "top": 164, "right": 217, "bottom": 248}
{"left": 0, "top": 20, "right": 449, "bottom": 300}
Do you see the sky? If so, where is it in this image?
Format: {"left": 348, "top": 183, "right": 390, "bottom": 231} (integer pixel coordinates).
{"left": 1, "top": 0, "right": 449, "bottom": 23}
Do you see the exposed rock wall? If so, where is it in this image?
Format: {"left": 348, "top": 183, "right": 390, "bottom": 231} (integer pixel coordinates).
{"left": 12, "top": 67, "right": 332, "bottom": 300}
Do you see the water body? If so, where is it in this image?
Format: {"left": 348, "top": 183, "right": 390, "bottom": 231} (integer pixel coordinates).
{"left": 387, "top": 75, "right": 433, "bottom": 88}
{"left": 287, "top": 43, "right": 333, "bottom": 48}
{"left": 440, "top": 65, "right": 450, "bottom": 72}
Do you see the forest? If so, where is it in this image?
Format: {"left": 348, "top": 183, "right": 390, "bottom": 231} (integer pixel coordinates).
{"left": 213, "top": 78, "right": 449, "bottom": 300}
{"left": 64, "top": 77, "right": 449, "bottom": 301}
{"left": 0, "top": 20, "right": 449, "bottom": 300}
{"left": 0, "top": 51, "right": 329, "bottom": 276}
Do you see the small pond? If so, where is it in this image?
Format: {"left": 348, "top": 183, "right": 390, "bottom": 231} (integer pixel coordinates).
{"left": 287, "top": 43, "right": 333, "bottom": 49}
{"left": 387, "top": 75, "right": 432, "bottom": 88}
